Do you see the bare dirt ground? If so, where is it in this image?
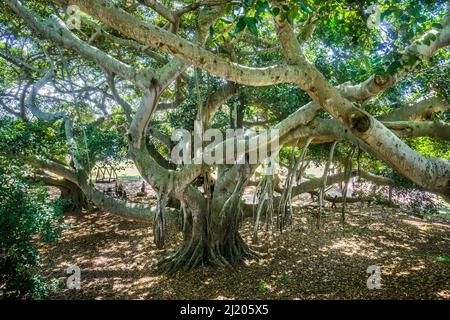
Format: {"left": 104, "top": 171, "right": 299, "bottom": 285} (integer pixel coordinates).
{"left": 37, "top": 185, "right": 450, "bottom": 300}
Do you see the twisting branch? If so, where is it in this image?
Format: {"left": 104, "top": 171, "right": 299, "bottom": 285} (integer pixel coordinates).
{"left": 142, "top": 0, "right": 178, "bottom": 24}
{"left": 0, "top": 49, "right": 42, "bottom": 73}
{"left": 378, "top": 97, "right": 449, "bottom": 122}
{"left": 341, "top": 147, "right": 357, "bottom": 228}
{"left": 289, "top": 170, "right": 394, "bottom": 199}
{"left": 0, "top": 99, "right": 21, "bottom": 117}
{"left": 105, "top": 72, "right": 133, "bottom": 122}
{"left": 337, "top": 2, "right": 450, "bottom": 102}
{"left": 25, "top": 67, "right": 66, "bottom": 121}
{"left": 272, "top": 3, "right": 450, "bottom": 197}
{"left": 204, "top": 83, "right": 238, "bottom": 123}
{"left": 383, "top": 120, "right": 450, "bottom": 141}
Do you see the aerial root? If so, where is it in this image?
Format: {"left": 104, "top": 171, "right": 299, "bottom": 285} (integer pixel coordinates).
{"left": 158, "top": 238, "right": 204, "bottom": 275}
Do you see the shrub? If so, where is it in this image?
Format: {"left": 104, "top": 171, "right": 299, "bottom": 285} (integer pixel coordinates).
{"left": 0, "top": 160, "right": 64, "bottom": 299}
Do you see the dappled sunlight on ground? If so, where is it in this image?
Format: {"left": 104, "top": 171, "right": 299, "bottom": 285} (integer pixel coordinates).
{"left": 38, "top": 201, "right": 450, "bottom": 300}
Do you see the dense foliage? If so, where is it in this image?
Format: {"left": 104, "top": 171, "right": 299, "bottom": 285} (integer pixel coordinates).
{"left": 0, "top": 158, "right": 64, "bottom": 299}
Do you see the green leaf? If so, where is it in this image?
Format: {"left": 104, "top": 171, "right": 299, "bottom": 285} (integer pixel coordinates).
{"left": 431, "top": 22, "right": 443, "bottom": 30}
{"left": 416, "top": 16, "right": 427, "bottom": 23}
{"left": 436, "top": 256, "right": 450, "bottom": 264}
{"left": 286, "top": 9, "right": 296, "bottom": 24}
{"left": 233, "top": 17, "right": 246, "bottom": 34}
{"left": 406, "top": 55, "right": 417, "bottom": 66}
{"left": 400, "top": 14, "right": 411, "bottom": 22}
{"left": 256, "top": 1, "right": 268, "bottom": 14}
{"left": 245, "top": 17, "right": 259, "bottom": 36}
{"left": 300, "top": 2, "right": 311, "bottom": 14}
{"left": 386, "top": 60, "right": 402, "bottom": 75}
{"left": 271, "top": 7, "right": 280, "bottom": 16}
{"left": 381, "top": 6, "right": 400, "bottom": 19}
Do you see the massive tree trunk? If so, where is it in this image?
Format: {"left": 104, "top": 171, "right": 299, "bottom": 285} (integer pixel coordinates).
{"left": 160, "top": 169, "right": 256, "bottom": 274}
{"left": 159, "top": 198, "right": 255, "bottom": 274}
{"left": 207, "top": 189, "right": 256, "bottom": 267}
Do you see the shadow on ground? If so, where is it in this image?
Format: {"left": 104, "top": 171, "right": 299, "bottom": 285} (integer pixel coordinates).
{"left": 38, "top": 202, "right": 450, "bottom": 300}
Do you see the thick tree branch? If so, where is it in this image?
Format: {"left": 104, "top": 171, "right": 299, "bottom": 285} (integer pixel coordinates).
{"left": 0, "top": 49, "right": 42, "bottom": 73}
{"left": 142, "top": 0, "right": 177, "bottom": 24}
{"left": 204, "top": 83, "right": 237, "bottom": 123}
{"left": 337, "top": 3, "right": 450, "bottom": 102}
{"left": 378, "top": 97, "right": 449, "bottom": 122}
{"left": 25, "top": 67, "right": 66, "bottom": 121}
{"left": 106, "top": 72, "right": 133, "bottom": 122}
{"left": 47, "top": 0, "right": 300, "bottom": 87}
{"left": 26, "top": 158, "right": 78, "bottom": 184}
{"left": 25, "top": 157, "right": 166, "bottom": 221}
{"left": 290, "top": 170, "right": 394, "bottom": 198}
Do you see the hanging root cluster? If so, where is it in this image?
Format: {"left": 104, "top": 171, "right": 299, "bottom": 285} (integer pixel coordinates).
{"left": 317, "top": 141, "right": 338, "bottom": 229}
{"left": 153, "top": 190, "right": 168, "bottom": 249}
{"left": 159, "top": 173, "right": 257, "bottom": 275}
{"left": 278, "top": 137, "right": 313, "bottom": 232}
{"left": 253, "top": 174, "right": 274, "bottom": 243}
